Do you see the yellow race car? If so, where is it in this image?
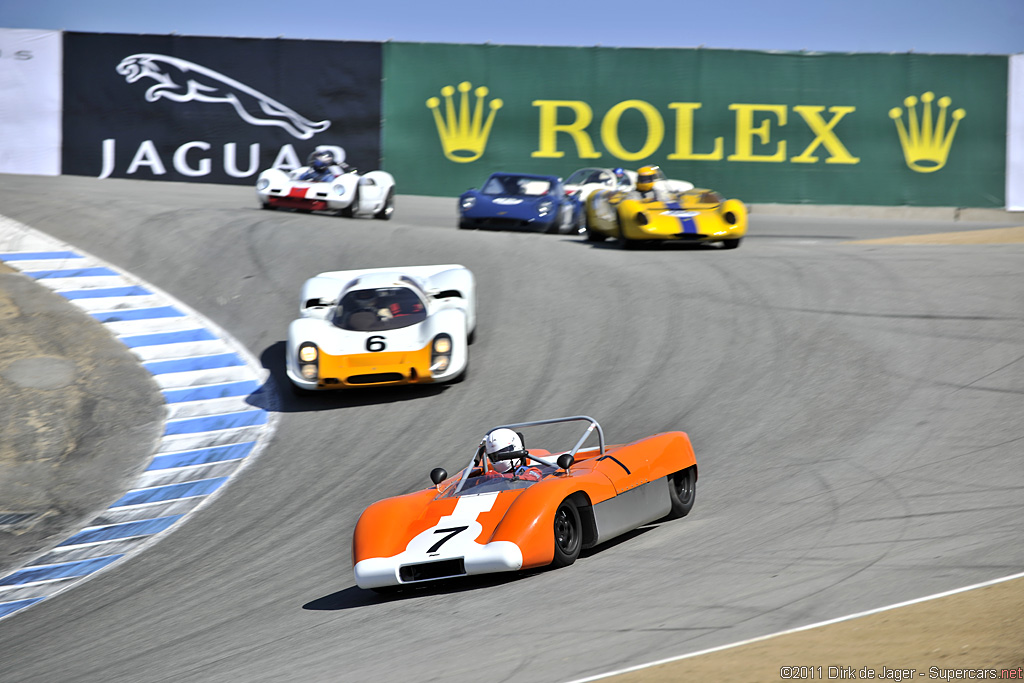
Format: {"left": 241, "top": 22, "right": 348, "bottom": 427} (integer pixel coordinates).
{"left": 583, "top": 166, "right": 747, "bottom": 249}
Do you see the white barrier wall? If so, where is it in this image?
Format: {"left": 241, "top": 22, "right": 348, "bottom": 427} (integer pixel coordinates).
{"left": 1009, "top": 54, "right": 1023, "bottom": 211}
{"left": 0, "top": 29, "right": 61, "bottom": 175}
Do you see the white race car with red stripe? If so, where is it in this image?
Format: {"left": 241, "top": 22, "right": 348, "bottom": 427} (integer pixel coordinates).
{"left": 256, "top": 163, "right": 395, "bottom": 219}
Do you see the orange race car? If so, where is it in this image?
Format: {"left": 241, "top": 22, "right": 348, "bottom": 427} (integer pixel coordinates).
{"left": 352, "top": 416, "right": 698, "bottom": 592}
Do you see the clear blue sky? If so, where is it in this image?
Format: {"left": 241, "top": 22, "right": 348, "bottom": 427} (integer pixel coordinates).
{"left": 4, "top": 0, "right": 1022, "bottom": 55}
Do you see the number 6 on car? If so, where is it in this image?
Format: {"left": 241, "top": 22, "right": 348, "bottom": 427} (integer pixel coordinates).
{"left": 285, "top": 265, "right": 476, "bottom": 394}
{"left": 352, "top": 416, "right": 698, "bottom": 592}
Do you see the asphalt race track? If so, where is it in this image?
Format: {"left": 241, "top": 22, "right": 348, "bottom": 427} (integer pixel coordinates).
{"left": 0, "top": 174, "right": 1021, "bottom": 683}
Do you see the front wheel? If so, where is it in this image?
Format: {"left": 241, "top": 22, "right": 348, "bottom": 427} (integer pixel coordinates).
{"left": 720, "top": 238, "right": 742, "bottom": 250}
{"left": 666, "top": 466, "right": 696, "bottom": 519}
{"left": 551, "top": 500, "right": 582, "bottom": 568}
{"left": 616, "top": 214, "right": 638, "bottom": 249}
{"left": 289, "top": 381, "right": 317, "bottom": 398}
{"left": 374, "top": 188, "right": 395, "bottom": 220}
{"left": 340, "top": 185, "right": 360, "bottom": 218}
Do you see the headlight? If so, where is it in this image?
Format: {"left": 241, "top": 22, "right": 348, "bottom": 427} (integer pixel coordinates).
{"left": 430, "top": 333, "right": 453, "bottom": 374}
{"left": 297, "top": 342, "right": 319, "bottom": 382}
{"left": 460, "top": 195, "right": 476, "bottom": 210}
{"left": 256, "top": 178, "right": 269, "bottom": 190}
{"left": 538, "top": 200, "right": 553, "bottom": 216}
{"left": 332, "top": 184, "right": 346, "bottom": 195}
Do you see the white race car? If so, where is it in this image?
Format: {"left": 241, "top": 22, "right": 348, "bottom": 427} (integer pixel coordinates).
{"left": 286, "top": 265, "right": 476, "bottom": 393}
{"left": 256, "top": 149, "right": 396, "bottom": 219}
{"left": 563, "top": 167, "right": 637, "bottom": 205}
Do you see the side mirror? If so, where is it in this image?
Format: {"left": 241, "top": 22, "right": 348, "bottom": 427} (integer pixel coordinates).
{"left": 430, "top": 467, "right": 448, "bottom": 485}
{"left": 556, "top": 454, "right": 574, "bottom": 471}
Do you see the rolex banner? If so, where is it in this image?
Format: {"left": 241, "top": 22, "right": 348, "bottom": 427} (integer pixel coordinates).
{"left": 62, "top": 32, "right": 382, "bottom": 184}
{"left": 382, "top": 43, "right": 1007, "bottom": 207}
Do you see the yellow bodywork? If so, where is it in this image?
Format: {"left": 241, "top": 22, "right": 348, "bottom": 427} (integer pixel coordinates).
{"left": 316, "top": 341, "right": 435, "bottom": 388}
{"left": 586, "top": 188, "right": 747, "bottom": 247}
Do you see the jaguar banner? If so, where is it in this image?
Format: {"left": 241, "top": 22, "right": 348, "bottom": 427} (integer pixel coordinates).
{"left": 0, "top": 29, "right": 62, "bottom": 175}
{"left": 383, "top": 43, "right": 1007, "bottom": 207}
{"left": 62, "top": 32, "right": 382, "bottom": 185}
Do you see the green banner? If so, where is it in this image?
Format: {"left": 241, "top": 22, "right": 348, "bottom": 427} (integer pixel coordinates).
{"left": 382, "top": 43, "right": 1007, "bottom": 207}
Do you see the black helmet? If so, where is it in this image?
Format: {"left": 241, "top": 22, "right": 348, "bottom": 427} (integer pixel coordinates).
{"left": 308, "top": 150, "right": 335, "bottom": 171}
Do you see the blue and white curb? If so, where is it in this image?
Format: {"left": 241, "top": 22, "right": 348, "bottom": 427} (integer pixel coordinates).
{"left": 0, "top": 215, "right": 279, "bottom": 621}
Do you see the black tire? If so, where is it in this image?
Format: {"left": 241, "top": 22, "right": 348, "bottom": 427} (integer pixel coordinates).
{"left": 616, "top": 214, "right": 638, "bottom": 249}
{"left": 260, "top": 202, "right": 276, "bottom": 211}
{"left": 340, "top": 185, "right": 360, "bottom": 218}
{"left": 467, "top": 326, "right": 476, "bottom": 345}
{"left": 720, "top": 238, "right": 742, "bottom": 250}
{"left": 289, "top": 381, "right": 316, "bottom": 397}
{"left": 551, "top": 500, "right": 582, "bottom": 568}
{"left": 374, "top": 188, "right": 395, "bottom": 220}
{"left": 585, "top": 210, "right": 607, "bottom": 241}
{"left": 458, "top": 218, "right": 476, "bottom": 230}
{"left": 666, "top": 466, "right": 697, "bottom": 519}
{"left": 451, "top": 360, "right": 468, "bottom": 383}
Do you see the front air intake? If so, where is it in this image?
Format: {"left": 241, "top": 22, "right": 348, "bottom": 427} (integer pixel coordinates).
{"left": 399, "top": 558, "right": 466, "bottom": 583}
{"left": 347, "top": 373, "right": 404, "bottom": 385}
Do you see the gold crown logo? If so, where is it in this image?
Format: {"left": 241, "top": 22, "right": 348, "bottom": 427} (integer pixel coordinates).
{"left": 889, "top": 92, "right": 965, "bottom": 173}
{"left": 426, "top": 82, "right": 503, "bottom": 163}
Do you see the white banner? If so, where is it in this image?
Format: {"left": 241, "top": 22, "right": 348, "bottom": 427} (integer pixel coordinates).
{"left": 1009, "top": 54, "right": 1024, "bottom": 211}
{"left": 0, "top": 29, "right": 62, "bottom": 175}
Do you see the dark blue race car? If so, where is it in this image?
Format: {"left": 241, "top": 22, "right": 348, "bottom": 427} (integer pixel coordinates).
{"left": 458, "top": 172, "right": 578, "bottom": 234}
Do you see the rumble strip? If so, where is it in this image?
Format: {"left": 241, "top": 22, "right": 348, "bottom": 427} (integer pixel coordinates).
{"left": 0, "top": 215, "right": 279, "bottom": 621}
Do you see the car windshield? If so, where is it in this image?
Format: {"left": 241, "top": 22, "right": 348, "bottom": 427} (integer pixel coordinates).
{"left": 434, "top": 417, "right": 606, "bottom": 500}
{"left": 435, "top": 456, "right": 559, "bottom": 499}
{"left": 332, "top": 286, "right": 427, "bottom": 331}
{"left": 482, "top": 176, "right": 553, "bottom": 196}
{"left": 565, "top": 168, "right": 610, "bottom": 186}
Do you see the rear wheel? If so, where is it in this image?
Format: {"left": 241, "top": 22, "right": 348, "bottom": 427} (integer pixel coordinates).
{"left": 666, "top": 466, "right": 697, "bottom": 519}
{"left": 374, "top": 188, "right": 395, "bottom": 220}
{"left": 551, "top": 500, "right": 582, "bottom": 568}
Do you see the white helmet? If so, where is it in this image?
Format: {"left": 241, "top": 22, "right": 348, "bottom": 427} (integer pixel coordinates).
{"left": 484, "top": 428, "right": 523, "bottom": 473}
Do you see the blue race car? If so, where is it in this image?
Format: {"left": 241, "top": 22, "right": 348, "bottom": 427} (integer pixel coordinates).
{"left": 458, "top": 173, "right": 577, "bottom": 233}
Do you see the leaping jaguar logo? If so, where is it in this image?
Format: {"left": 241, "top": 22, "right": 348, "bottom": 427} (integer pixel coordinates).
{"left": 116, "top": 53, "right": 331, "bottom": 140}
